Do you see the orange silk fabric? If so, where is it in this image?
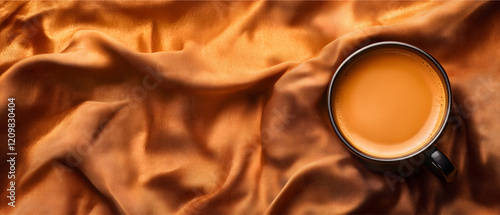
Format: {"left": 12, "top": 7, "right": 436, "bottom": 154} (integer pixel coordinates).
{"left": 1, "top": 1, "right": 500, "bottom": 214}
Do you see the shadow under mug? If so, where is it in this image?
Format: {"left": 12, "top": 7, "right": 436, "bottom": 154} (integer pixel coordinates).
{"left": 327, "top": 41, "right": 456, "bottom": 182}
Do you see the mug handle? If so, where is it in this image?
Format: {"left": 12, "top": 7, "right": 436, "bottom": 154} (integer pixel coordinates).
{"left": 424, "top": 145, "right": 456, "bottom": 182}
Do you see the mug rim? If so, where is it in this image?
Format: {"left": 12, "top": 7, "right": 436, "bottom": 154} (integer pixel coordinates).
{"left": 327, "top": 41, "right": 452, "bottom": 162}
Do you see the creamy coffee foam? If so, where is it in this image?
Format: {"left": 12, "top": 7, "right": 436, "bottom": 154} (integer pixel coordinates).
{"left": 332, "top": 47, "right": 447, "bottom": 159}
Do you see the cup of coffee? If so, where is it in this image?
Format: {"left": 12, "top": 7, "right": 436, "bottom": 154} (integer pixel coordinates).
{"left": 327, "top": 41, "right": 456, "bottom": 182}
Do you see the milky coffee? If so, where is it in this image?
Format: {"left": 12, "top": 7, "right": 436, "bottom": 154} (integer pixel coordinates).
{"left": 332, "top": 47, "right": 447, "bottom": 159}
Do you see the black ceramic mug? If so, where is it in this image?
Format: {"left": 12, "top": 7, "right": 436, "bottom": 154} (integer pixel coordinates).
{"left": 327, "top": 41, "right": 456, "bottom": 182}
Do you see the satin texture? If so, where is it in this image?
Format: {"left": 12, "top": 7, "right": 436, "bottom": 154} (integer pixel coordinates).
{"left": 1, "top": 1, "right": 500, "bottom": 214}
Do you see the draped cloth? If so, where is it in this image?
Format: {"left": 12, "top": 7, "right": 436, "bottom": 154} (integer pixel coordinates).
{"left": 1, "top": 1, "right": 500, "bottom": 214}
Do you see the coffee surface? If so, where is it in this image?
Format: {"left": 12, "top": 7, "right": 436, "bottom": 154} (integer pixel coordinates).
{"left": 333, "top": 48, "right": 446, "bottom": 159}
